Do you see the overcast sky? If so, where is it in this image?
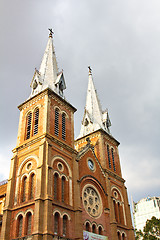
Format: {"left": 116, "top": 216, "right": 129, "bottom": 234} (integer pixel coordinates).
{"left": 1, "top": 0, "right": 160, "bottom": 206}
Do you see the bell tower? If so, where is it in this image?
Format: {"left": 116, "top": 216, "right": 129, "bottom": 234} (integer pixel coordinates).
{"left": 1, "top": 31, "right": 82, "bottom": 240}
{"left": 75, "top": 67, "right": 135, "bottom": 240}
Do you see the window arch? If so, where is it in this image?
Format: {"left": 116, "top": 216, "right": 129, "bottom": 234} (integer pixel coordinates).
{"left": 111, "top": 148, "right": 116, "bottom": 171}
{"left": 33, "top": 108, "right": 39, "bottom": 135}
{"left": 54, "top": 212, "right": 60, "bottom": 234}
{"left": 26, "top": 212, "right": 32, "bottom": 235}
{"left": 107, "top": 145, "right": 111, "bottom": 169}
{"left": 22, "top": 176, "right": 27, "bottom": 202}
{"left": 98, "top": 226, "right": 102, "bottom": 235}
{"left": 62, "top": 113, "right": 66, "bottom": 140}
{"left": 92, "top": 224, "right": 96, "bottom": 234}
{"left": 62, "top": 176, "right": 65, "bottom": 203}
{"left": 29, "top": 173, "right": 35, "bottom": 200}
{"left": 26, "top": 112, "right": 32, "bottom": 139}
{"left": 122, "top": 233, "right": 126, "bottom": 240}
{"left": 117, "top": 231, "right": 121, "bottom": 240}
{"left": 86, "top": 222, "right": 90, "bottom": 232}
{"left": 54, "top": 173, "right": 59, "bottom": 201}
{"left": 55, "top": 108, "right": 59, "bottom": 136}
{"left": 17, "top": 215, "right": 23, "bottom": 237}
{"left": 63, "top": 215, "right": 68, "bottom": 236}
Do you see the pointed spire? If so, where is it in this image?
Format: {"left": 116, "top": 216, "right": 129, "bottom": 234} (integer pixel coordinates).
{"left": 78, "top": 67, "right": 111, "bottom": 139}
{"left": 29, "top": 29, "right": 66, "bottom": 98}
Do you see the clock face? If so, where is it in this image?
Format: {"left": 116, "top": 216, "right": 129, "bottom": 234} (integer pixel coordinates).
{"left": 88, "top": 159, "right": 94, "bottom": 171}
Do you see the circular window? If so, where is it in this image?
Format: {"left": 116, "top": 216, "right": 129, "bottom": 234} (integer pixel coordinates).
{"left": 88, "top": 159, "right": 94, "bottom": 171}
{"left": 82, "top": 185, "right": 102, "bottom": 218}
{"left": 57, "top": 162, "right": 64, "bottom": 172}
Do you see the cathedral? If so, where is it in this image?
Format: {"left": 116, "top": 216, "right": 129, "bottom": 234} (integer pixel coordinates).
{"left": 0, "top": 30, "right": 135, "bottom": 240}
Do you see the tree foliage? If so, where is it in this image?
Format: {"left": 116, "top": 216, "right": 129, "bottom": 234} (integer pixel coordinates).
{"left": 135, "top": 217, "right": 160, "bottom": 240}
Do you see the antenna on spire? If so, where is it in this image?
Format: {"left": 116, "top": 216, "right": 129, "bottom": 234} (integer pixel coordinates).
{"left": 48, "top": 28, "right": 54, "bottom": 38}
{"left": 88, "top": 66, "right": 92, "bottom": 75}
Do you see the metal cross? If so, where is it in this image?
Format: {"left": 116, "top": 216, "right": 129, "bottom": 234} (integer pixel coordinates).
{"left": 48, "top": 28, "right": 54, "bottom": 37}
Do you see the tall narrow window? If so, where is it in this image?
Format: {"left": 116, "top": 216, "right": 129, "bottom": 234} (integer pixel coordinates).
{"left": 54, "top": 109, "right": 59, "bottom": 136}
{"left": 26, "top": 113, "right": 32, "bottom": 139}
{"left": 54, "top": 173, "right": 58, "bottom": 201}
{"left": 26, "top": 212, "right": 32, "bottom": 235}
{"left": 122, "top": 233, "right": 126, "bottom": 240}
{"left": 113, "top": 200, "right": 118, "bottom": 222}
{"left": 111, "top": 148, "right": 116, "bottom": 171}
{"left": 22, "top": 176, "right": 27, "bottom": 202}
{"left": 107, "top": 145, "right": 111, "bottom": 169}
{"left": 92, "top": 224, "right": 96, "bottom": 233}
{"left": 33, "top": 108, "right": 39, "bottom": 135}
{"left": 30, "top": 174, "right": 35, "bottom": 200}
{"left": 62, "top": 113, "right": 66, "bottom": 140}
{"left": 62, "top": 177, "right": 65, "bottom": 203}
{"left": 118, "top": 232, "right": 121, "bottom": 240}
{"left": 98, "top": 226, "right": 102, "bottom": 235}
{"left": 54, "top": 212, "right": 59, "bottom": 234}
{"left": 86, "top": 222, "right": 90, "bottom": 232}
{"left": 17, "top": 215, "right": 23, "bottom": 237}
{"left": 63, "top": 215, "right": 67, "bottom": 236}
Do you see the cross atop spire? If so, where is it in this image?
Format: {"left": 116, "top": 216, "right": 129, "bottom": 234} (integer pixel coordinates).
{"left": 29, "top": 30, "right": 66, "bottom": 99}
{"left": 88, "top": 66, "right": 92, "bottom": 75}
{"left": 48, "top": 28, "right": 54, "bottom": 38}
{"left": 78, "top": 67, "right": 111, "bottom": 139}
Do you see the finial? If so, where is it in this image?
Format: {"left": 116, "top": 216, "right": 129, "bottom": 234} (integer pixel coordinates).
{"left": 48, "top": 28, "right": 54, "bottom": 38}
{"left": 88, "top": 66, "right": 92, "bottom": 75}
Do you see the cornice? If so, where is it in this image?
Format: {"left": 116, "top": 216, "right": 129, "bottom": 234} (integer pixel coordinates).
{"left": 18, "top": 88, "right": 77, "bottom": 112}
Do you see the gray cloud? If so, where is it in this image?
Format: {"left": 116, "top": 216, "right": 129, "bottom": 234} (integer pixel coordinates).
{"left": 1, "top": 0, "right": 160, "bottom": 206}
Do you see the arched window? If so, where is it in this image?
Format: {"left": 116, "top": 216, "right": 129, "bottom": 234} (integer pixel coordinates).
{"left": 26, "top": 113, "right": 32, "bottom": 139}
{"left": 29, "top": 174, "right": 35, "bottom": 200}
{"left": 98, "top": 226, "right": 102, "bottom": 235}
{"left": 54, "top": 109, "right": 59, "bottom": 136}
{"left": 62, "top": 113, "right": 66, "bottom": 140}
{"left": 117, "top": 231, "right": 121, "bottom": 240}
{"left": 33, "top": 108, "right": 39, "bottom": 135}
{"left": 122, "top": 233, "right": 126, "bottom": 240}
{"left": 107, "top": 145, "right": 111, "bottom": 169}
{"left": 92, "top": 224, "right": 96, "bottom": 233}
{"left": 62, "top": 177, "right": 65, "bottom": 203}
{"left": 17, "top": 215, "right": 23, "bottom": 237}
{"left": 22, "top": 176, "right": 27, "bottom": 202}
{"left": 113, "top": 200, "right": 118, "bottom": 222}
{"left": 86, "top": 222, "right": 90, "bottom": 232}
{"left": 26, "top": 212, "right": 32, "bottom": 235}
{"left": 118, "top": 202, "right": 121, "bottom": 223}
{"left": 54, "top": 212, "right": 60, "bottom": 234}
{"left": 111, "top": 148, "right": 116, "bottom": 171}
{"left": 63, "top": 215, "right": 68, "bottom": 236}
{"left": 54, "top": 173, "right": 59, "bottom": 201}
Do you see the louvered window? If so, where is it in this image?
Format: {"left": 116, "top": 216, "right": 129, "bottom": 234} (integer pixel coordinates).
{"left": 63, "top": 215, "right": 67, "bottom": 236}
{"left": 54, "top": 174, "right": 58, "bottom": 200}
{"left": 18, "top": 215, "right": 23, "bottom": 237}
{"left": 62, "top": 113, "right": 66, "bottom": 140}
{"left": 62, "top": 177, "right": 65, "bottom": 202}
{"left": 27, "top": 212, "right": 32, "bottom": 235}
{"left": 54, "top": 109, "right": 59, "bottom": 136}
{"left": 111, "top": 148, "right": 116, "bottom": 171}
{"left": 33, "top": 108, "right": 39, "bottom": 135}
{"left": 22, "top": 177, "right": 27, "bottom": 202}
{"left": 30, "top": 174, "right": 35, "bottom": 200}
{"left": 107, "top": 145, "right": 111, "bottom": 169}
{"left": 26, "top": 113, "right": 32, "bottom": 139}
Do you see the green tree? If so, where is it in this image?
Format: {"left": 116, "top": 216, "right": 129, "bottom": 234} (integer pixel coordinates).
{"left": 143, "top": 216, "right": 160, "bottom": 239}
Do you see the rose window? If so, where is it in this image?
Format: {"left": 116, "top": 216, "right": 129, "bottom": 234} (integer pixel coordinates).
{"left": 82, "top": 186, "right": 102, "bottom": 218}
